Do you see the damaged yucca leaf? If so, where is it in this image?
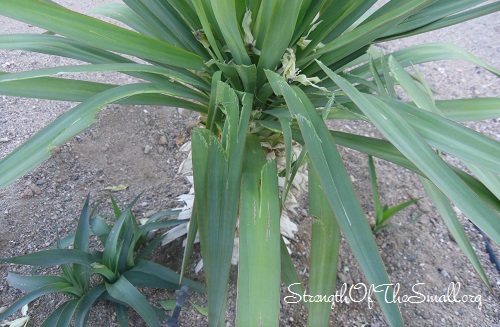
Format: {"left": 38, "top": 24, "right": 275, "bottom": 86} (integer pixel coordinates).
{"left": 0, "top": 1, "right": 499, "bottom": 326}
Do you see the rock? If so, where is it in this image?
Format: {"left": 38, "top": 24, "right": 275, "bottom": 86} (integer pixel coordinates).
{"left": 418, "top": 201, "right": 431, "bottom": 213}
{"left": 64, "top": 184, "right": 72, "bottom": 191}
{"left": 186, "top": 120, "right": 198, "bottom": 133}
{"left": 144, "top": 210, "right": 157, "bottom": 218}
{"left": 338, "top": 272, "right": 353, "bottom": 285}
{"left": 22, "top": 189, "right": 33, "bottom": 198}
{"left": 157, "top": 146, "right": 165, "bottom": 154}
{"left": 29, "top": 184, "right": 41, "bottom": 195}
{"left": 407, "top": 254, "right": 416, "bottom": 262}
{"left": 440, "top": 269, "right": 449, "bottom": 278}
{"left": 159, "top": 135, "right": 167, "bottom": 145}
{"left": 35, "top": 179, "right": 45, "bottom": 186}
{"left": 0, "top": 137, "right": 10, "bottom": 142}
{"left": 144, "top": 145, "right": 153, "bottom": 154}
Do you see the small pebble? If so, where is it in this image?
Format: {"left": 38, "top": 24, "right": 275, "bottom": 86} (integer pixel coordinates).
{"left": 22, "top": 189, "right": 33, "bottom": 198}
{"left": 30, "top": 184, "right": 41, "bottom": 195}
{"left": 157, "top": 146, "right": 165, "bottom": 154}
{"left": 159, "top": 135, "right": 167, "bottom": 145}
{"left": 144, "top": 210, "right": 157, "bottom": 218}
{"left": 440, "top": 269, "right": 449, "bottom": 278}
{"left": 407, "top": 254, "right": 416, "bottom": 262}
{"left": 144, "top": 145, "right": 153, "bottom": 154}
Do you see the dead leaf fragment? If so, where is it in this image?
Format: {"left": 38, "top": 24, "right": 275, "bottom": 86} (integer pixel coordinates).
{"left": 176, "top": 135, "right": 186, "bottom": 147}
{"left": 104, "top": 184, "right": 129, "bottom": 192}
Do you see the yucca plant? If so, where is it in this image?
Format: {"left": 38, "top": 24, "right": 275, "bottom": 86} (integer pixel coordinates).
{"left": 368, "top": 155, "right": 421, "bottom": 234}
{"left": 0, "top": 195, "right": 204, "bottom": 326}
{"left": 0, "top": 1, "right": 499, "bottom": 326}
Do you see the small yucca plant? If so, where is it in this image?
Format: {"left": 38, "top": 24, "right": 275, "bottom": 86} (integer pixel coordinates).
{"left": 0, "top": 195, "right": 204, "bottom": 327}
{"left": 0, "top": 1, "right": 499, "bottom": 326}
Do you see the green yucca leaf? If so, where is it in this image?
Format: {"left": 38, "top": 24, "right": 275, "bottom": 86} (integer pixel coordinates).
{"left": 0, "top": 282, "right": 74, "bottom": 322}
{"left": 0, "top": 0, "right": 205, "bottom": 71}
{"left": 123, "top": 0, "right": 207, "bottom": 58}
{"left": 191, "top": 0, "right": 225, "bottom": 62}
{"left": 73, "top": 195, "right": 91, "bottom": 292}
{"left": 420, "top": 177, "right": 491, "bottom": 288}
{"left": 377, "top": 96, "right": 500, "bottom": 175}
{"left": 263, "top": 121, "right": 499, "bottom": 212}
{"left": 73, "top": 284, "right": 107, "bottom": 327}
{"left": 256, "top": 0, "right": 301, "bottom": 80}
{"left": 349, "top": 43, "right": 500, "bottom": 78}
{"left": 0, "top": 63, "right": 210, "bottom": 92}
{"left": 379, "top": 0, "right": 486, "bottom": 38}
{"left": 210, "top": 0, "right": 250, "bottom": 65}
{"left": 320, "top": 62, "right": 500, "bottom": 246}
{"left": 465, "top": 162, "right": 500, "bottom": 200}
{"left": 0, "top": 34, "right": 135, "bottom": 65}
{"left": 387, "top": 56, "right": 440, "bottom": 113}
{"left": 106, "top": 276, "right": 160, "bottom": 327}
{"left": 300, "top": 0, "right": 376, "bottom": 59}
{"left": 103, "top": 207, "right": 134, "bottom": 273}
{"left": 0, "top": 74, "right": 202, "bottom": 109}
{"left": 193, "top": 138, "right": 229, "bottom": 321}
{"left": 237, "top": 135, "right": 281, "bottom": 327}
{"left": 123, "top": 260, "right": 206, "bottom": 293}
{"left": 0, "top": 250, "right": 98, "bottom": 267}
{"left": 0, "top": 82, "right": 206, "bottom": 190}
{"left": 292, "top": 0, "right": 329, "bottom": 44}
{"left": 40, "top": 299, "right": 80, "bottom": 327}
{"left": 90, "top": 3, "right": 167, "bottom": 41}
{"left": 253, "top": 0, "right": 276, "bottom": 50}
{"left": 6, "top": 273, "right": 68, "bottom": 293}
{"left": 379, "top": 1, "right": 500, "bottom": 41}
{"left": 280, "top": 237, "right": 306, "bottom": 308}
{"left": 179, "top": 208, "right": 199, "bottom": 283}
{"left": 435, "top": 98, "right": 500, "bottom": 122}
{"left": 114, "top": 303, "right": 129, "bottom": 327}
{"left": 307, "top": 168, "right": 340, "bottom": 327}
{"left": 301, "top": 0, "right": 434, "bottom": 75}
{"left": 265, "top": 69, "right": 403, "bottom": 326}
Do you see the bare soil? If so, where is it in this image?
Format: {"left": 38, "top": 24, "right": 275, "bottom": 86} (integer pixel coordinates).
{"left": 1, "top": 1, "right": 499, "bottom": 326}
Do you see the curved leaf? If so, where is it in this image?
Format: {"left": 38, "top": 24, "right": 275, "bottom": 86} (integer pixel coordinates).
{"left": 105, "top": 276, "right": 160, "bottom": 327}
{"left": 320, "top": 62, "right": 500, "bottom": 246}
{"left": 265, "top": 69, "right": 403, "bottom": 326}
{"left": 0, "top": 283, "right": 73, "bottom": 322}
{"left": 0, "top": 63, "right": 210, "bottom": 92}
{"left": 420, "top": 177, "right": 491, "bottom": 288}
{"left": 0, "top": 0, "right": 205, "bottom": 70}
{"left": 0, "top": 83, "right": 207, "bottom": 189}
{"left": 6, "top": 273, "right": 68, "bottom": 293}
{"left": 0, "top": 249, "right": 98, "bottom": 267}
{"left": 73, "top": 284, "right": 107, "bottom": 327}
